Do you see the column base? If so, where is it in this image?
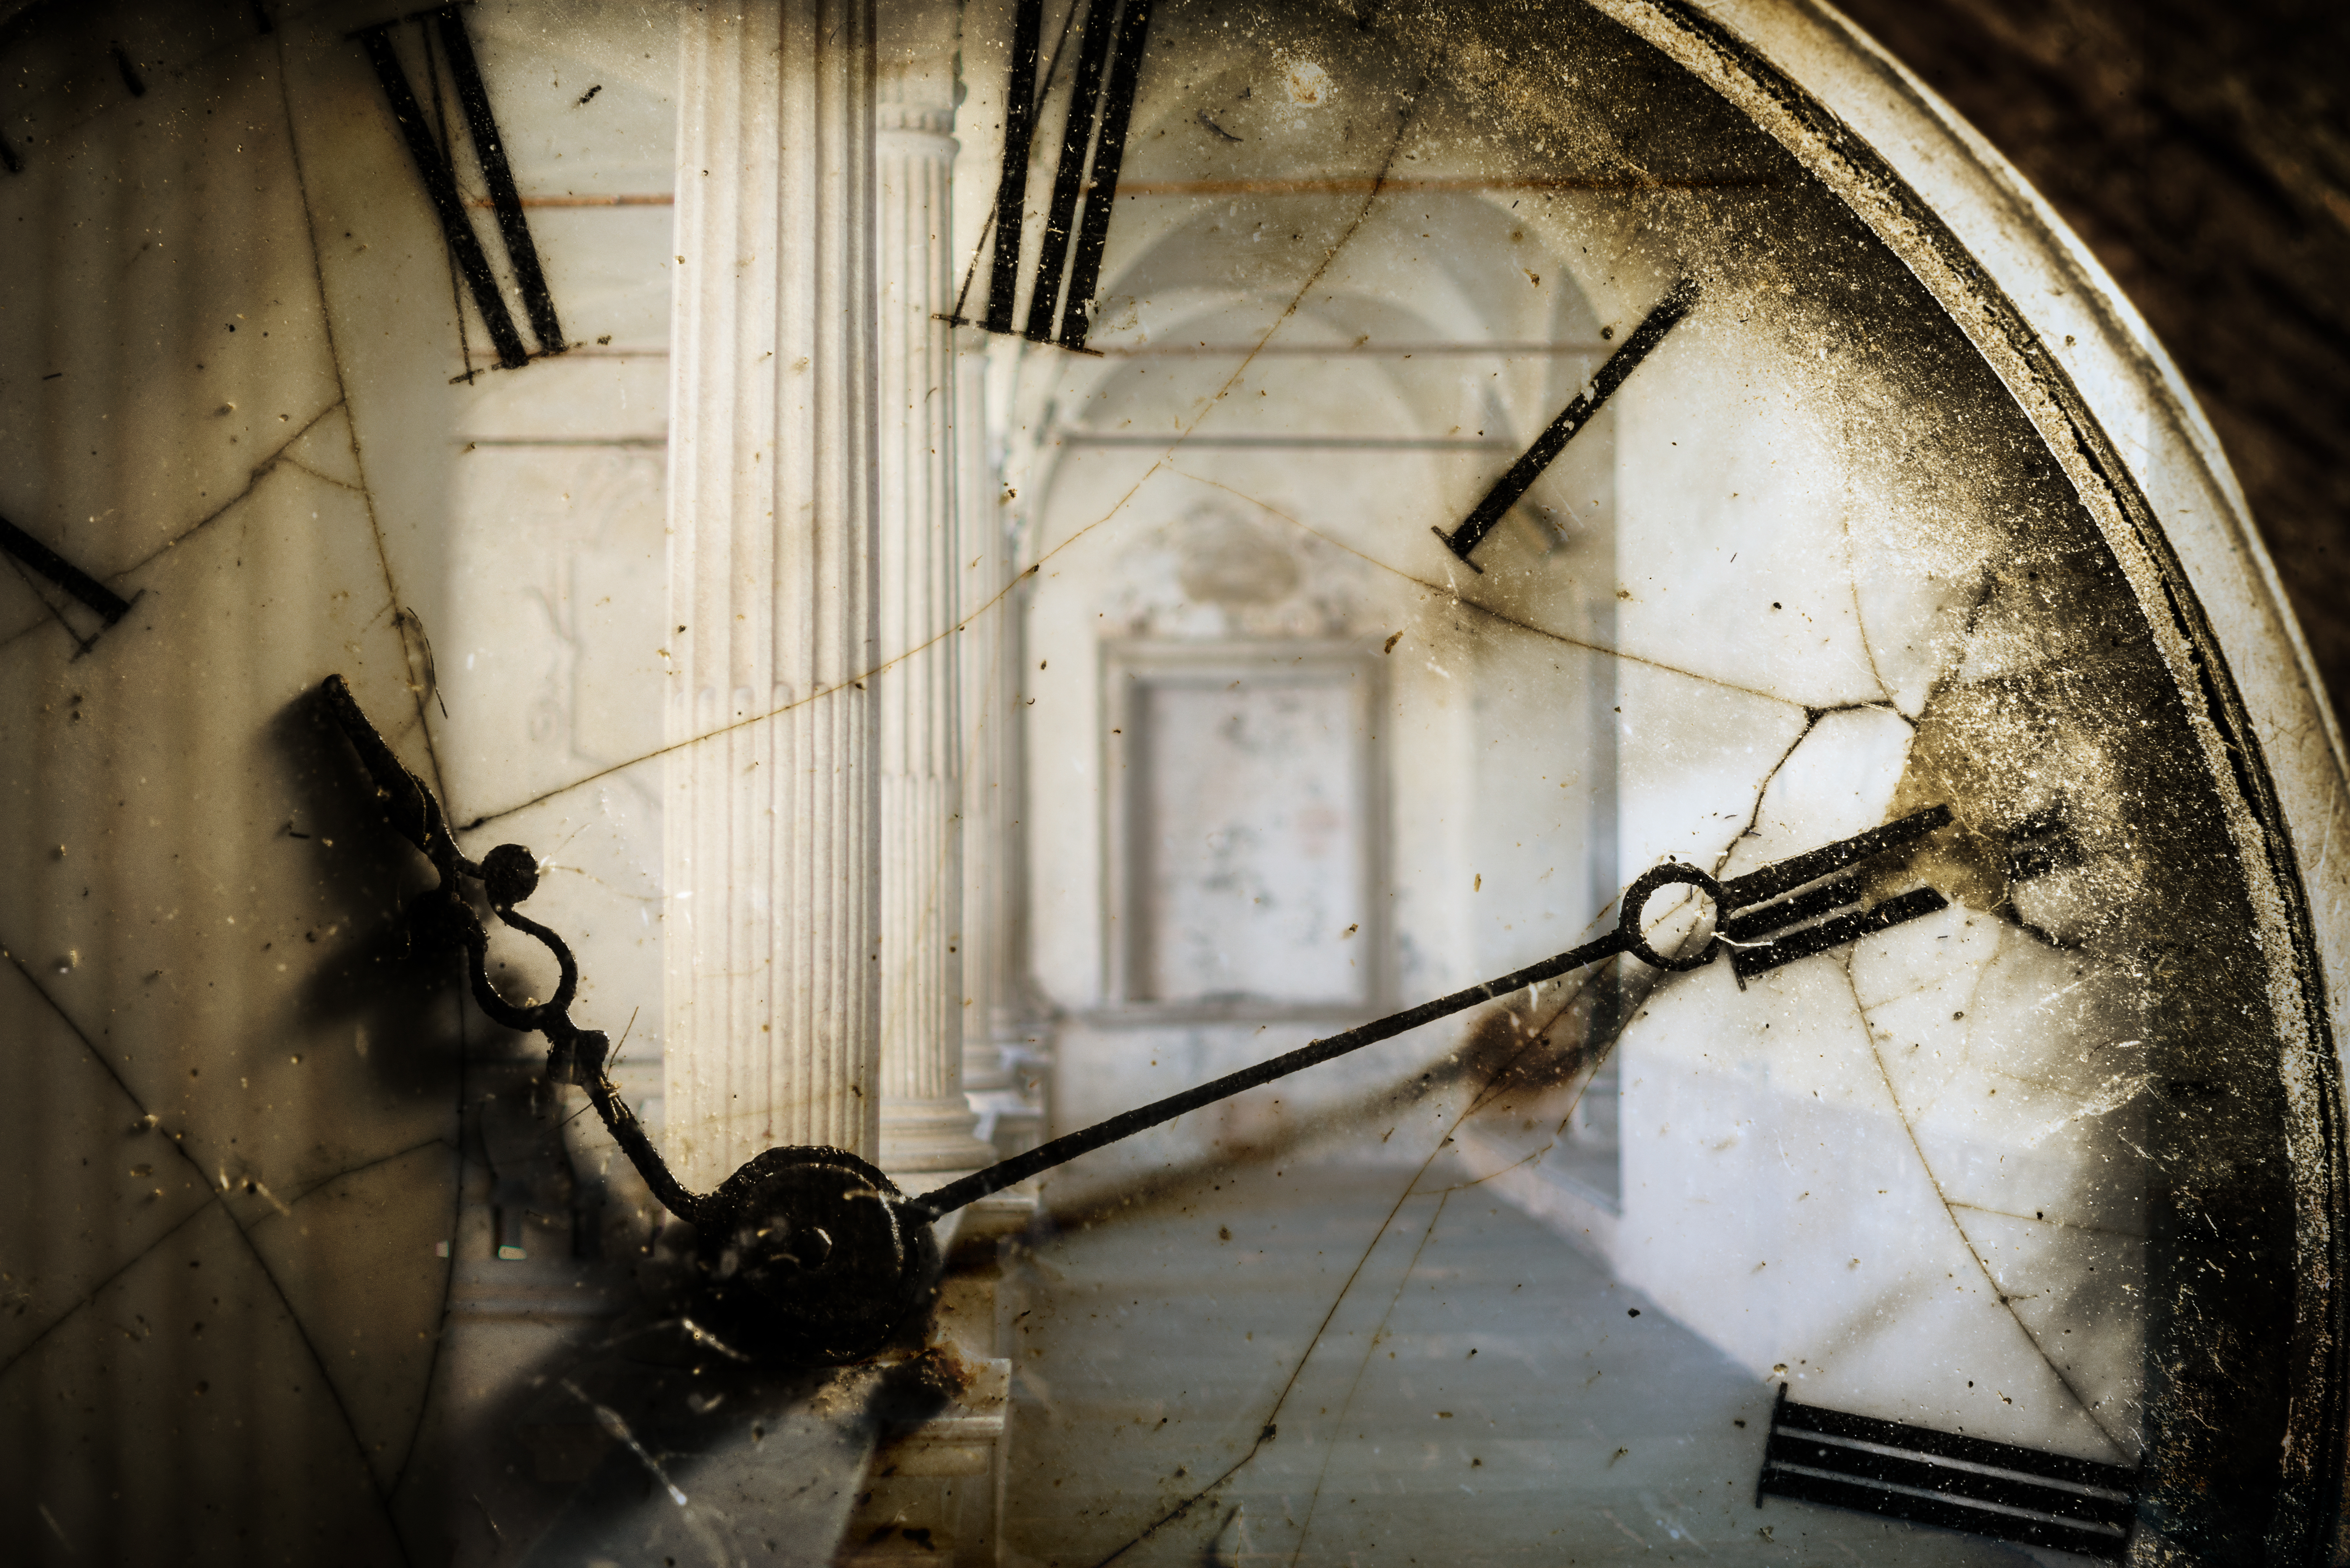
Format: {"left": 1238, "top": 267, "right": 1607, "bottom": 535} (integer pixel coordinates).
{"left": 881, "top": 1098, "right": 999, "bottom": 1183}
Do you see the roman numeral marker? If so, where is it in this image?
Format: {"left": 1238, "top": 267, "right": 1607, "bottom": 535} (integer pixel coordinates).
{"left": 0, "top": 510, "right": 135, "bottom": 651}
{"left": 1436, "top": 276, "right": 1697, "bottom": 563}
{"left": 1757, "top": 1387, "right": 2136, "bottom": 1560}
{"left": 357, "top": 7, "right": 564, "bottom": 373}
{"left": 963, "top": 0, "right": 1156, "bottom": 352}
{"left": 1721, "top": 878, "right": 1948, "bottom": 984}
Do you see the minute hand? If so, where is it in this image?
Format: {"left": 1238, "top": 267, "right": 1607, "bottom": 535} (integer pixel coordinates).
{"left": 914, "top": 804, "right": 1953, "bottom": 1218}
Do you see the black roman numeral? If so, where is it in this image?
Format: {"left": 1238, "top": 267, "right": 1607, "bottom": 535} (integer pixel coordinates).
{"left": 1757, "top": 1387, "right": 2136, "bottom": 1560}
{"left": 1, "top": 510, "right": 135, "bottom": 652}
{"left": 961, "top": 0, "right": 1156, "bottom": 352}
{"left": 356, "top": 7, "right": 564, "bottom": 373}
{"left": 1705, "top": 803, "right": 1952, "bottom": 986}
{"left": 1436, "top": 276, "right": 1698, "bottom": 563}
{"left": 1721, "top": 878, "right": 1948, "bottom": 984}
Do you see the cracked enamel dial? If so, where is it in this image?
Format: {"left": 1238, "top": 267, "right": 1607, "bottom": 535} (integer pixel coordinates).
{"left": 1, "top": 1, "right": 2344, "bottom": 1567}
{"left": 985, "top": 2, "right": 2336, "bottom": 1565}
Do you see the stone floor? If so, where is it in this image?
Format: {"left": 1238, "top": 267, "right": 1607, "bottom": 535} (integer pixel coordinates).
{"left": 1000, "top": 1164, "right": 2066, "bottom": 1567}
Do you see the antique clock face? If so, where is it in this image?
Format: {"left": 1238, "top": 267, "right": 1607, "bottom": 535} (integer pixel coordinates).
{"left": 3, "top": 1, "right": 2347, "bottom": 1566}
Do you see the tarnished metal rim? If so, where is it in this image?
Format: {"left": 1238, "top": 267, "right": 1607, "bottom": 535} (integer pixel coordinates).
{"left": 1589, "top": 0, "right": 2350, "bottom": 1556}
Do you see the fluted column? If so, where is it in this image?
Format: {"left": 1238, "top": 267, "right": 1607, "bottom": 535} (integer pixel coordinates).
{"left": 876, "top": 0, "right": 995, "bottom": 1177}
{"left": 957, "top": 344, "right": 1048, "bottom": 1153}
{"left": 665, "top": 0, "right": 882, "bottom": 1190}
{"left": 956, "top": 344, "right": 1011, "bottom": 1107}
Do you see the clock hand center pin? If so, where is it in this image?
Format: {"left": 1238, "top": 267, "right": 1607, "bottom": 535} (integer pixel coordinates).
{"left": 321, "top": 673, "right": 1948, "bottom": 1364}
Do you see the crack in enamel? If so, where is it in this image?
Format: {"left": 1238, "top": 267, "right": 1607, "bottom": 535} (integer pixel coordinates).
{"left": 1838, "top": 409, "right": 1898, "bottom": 710}
{"left": 272, "top": 29, "right": 473, "bottom": 1521}
{"left": 1833, "top": 947, "right": 2133, "bottom": 1458}
{"left": 1947, "top": 1201, "right": 2144, "bottom": 1244}
{"left": 1173, "top": 467, "right": 1807, "bottom": 711}
{"left": 0, "top": 946, "right": 419, "bottom": 1551}
{"left": 0, "top": 1132, "right": 454, "bottom": 1387}
{"left": 1279, "top": 1188, "right": 1457, "bottom": 1568}
{"left": 0, "top": 43, "right": 514, "bottom": 1543}
{"left": 451, "top": 111, "right": 1448, "bottom": 835}
{"left": 0, "top": 397, "right": 349, "bottom": 657}
{"left": 1904, "top": 937, "right": 2000, "bottom": 1128}
{"left": 1076, "top": 945, "right": 1648, "bottom": 1563}
{"left": 1075, "top": 678, "right": 1888, "bottom": 1563}
{"left": 0, "top": 548, "right": 96, "bottom": 653}
{"left": 1066, "top": 557, "right": 1944, "bottom": 1550}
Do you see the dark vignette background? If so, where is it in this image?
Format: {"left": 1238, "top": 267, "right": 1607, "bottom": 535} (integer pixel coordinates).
{"left": 1832, "top": 0, "right": 2350, "bottom": 723}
